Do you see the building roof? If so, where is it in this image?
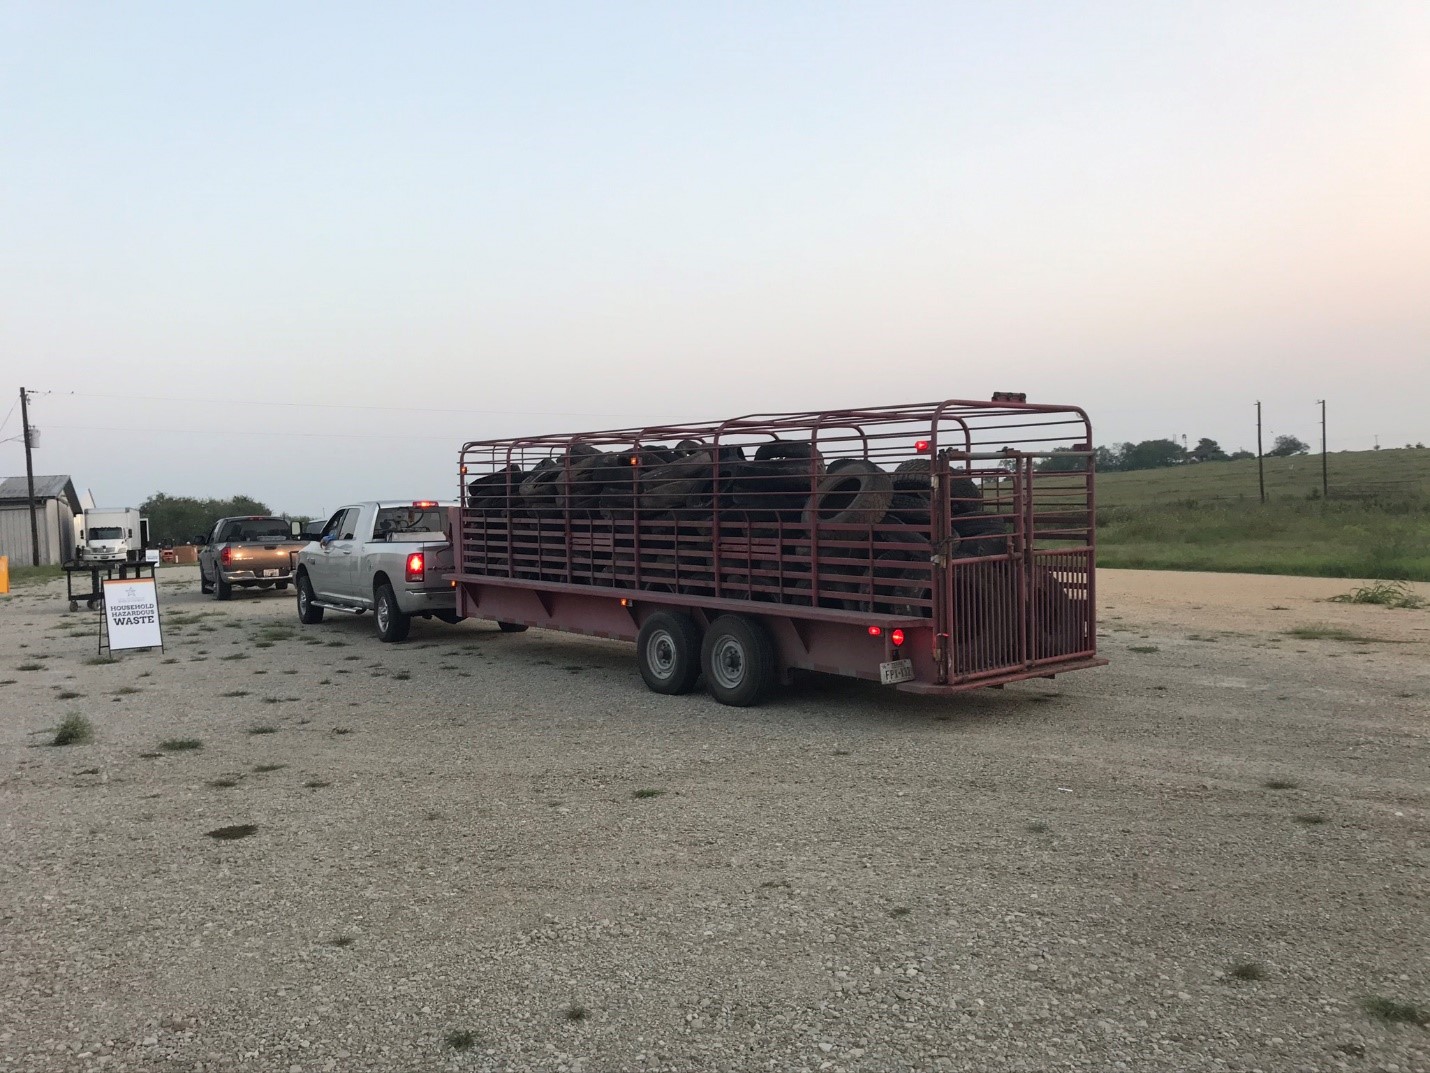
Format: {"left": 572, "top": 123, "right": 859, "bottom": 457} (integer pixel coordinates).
{"left": 0, "top": 475, "right": 81, "bottom": 512}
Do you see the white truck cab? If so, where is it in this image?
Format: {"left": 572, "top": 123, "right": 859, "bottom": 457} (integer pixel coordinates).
{"left": 76, "top": 508, "right": 148, "bottom": 564}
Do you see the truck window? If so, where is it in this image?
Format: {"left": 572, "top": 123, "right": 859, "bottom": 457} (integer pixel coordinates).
{"left": 87, "top": 527, "right": 124, "bottom": 540}
{"left": 242, "top": 520, "right": 296, "bottom": 540}
{"left": 375, "top": 507, "right": 444, "bottom": 536}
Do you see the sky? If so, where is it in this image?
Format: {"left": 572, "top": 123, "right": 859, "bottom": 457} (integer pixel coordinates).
{"left": 2, "top": 2, "right": 1427, "bottom": 516}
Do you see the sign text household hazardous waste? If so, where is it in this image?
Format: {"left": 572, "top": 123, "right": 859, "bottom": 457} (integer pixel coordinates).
{"left": 103, "top": 578, "right": 163, "bottom": 651}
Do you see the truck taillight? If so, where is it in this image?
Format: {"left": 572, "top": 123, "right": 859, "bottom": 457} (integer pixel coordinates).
{"left": 406, "top": 552, "right": 424, "bottom": 582}
{"left": 220, "top": 547, "right": 232, "bottom": 567}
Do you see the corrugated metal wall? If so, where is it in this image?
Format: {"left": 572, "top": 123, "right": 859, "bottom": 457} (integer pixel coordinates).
{"left": 0, "top": 501, "right": 71, "bottom": 565}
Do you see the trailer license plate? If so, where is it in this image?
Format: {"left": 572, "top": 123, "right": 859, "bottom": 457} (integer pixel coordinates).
{"left": 262, "top": 568, "right": 280, "bottom": 577}
{"left": 879, "top": 658, "right": 914, "bottom": 686}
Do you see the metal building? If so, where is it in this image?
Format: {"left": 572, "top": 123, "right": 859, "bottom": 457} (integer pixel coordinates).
{"left": 0, "top": 475, "right": 81, "bottom": 566}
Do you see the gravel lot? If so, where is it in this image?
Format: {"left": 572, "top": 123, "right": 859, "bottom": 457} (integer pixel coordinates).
{"left": 2, "top": 566, "right": 1427, "bottom": 1073}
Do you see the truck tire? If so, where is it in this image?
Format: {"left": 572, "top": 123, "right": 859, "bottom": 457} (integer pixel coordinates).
{"left": 200, "top": 569, "right": 213, "bottom": 595}
{"left": 497, "top": 621, "right": 528, "bottom": 633}
{"left": 214, "top": 575, "right": 232, "bottom": 601}
{"left": 636, "top": 611, "right": 703, "bottom": 695}
{"left": 701, "top": 614, "right": 777, "bottom": 707}
{"left": 374, "top": 582, "right": 411, "bottom": 643}
{"left": 297, "top": 573, "right": 324, "bottom": 624}
{"left": 802, "top": 461, "right": 893, "bottom": 528}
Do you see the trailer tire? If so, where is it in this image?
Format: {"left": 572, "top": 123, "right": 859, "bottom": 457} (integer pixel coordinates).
{"left": 701, "top": 615, "right": 777, "bottom": 707}
{"left": 892, "top": 457, "right": 931, "bottom": 490}
{"left": 802, "top": 461, "right": 893, "bottom": 528}
{"left": 374, "top": 582, "right": 411, "bottom": 643}
{"left": 297, "top": 573, "right": 325, "bottom": 624}
{"left": 497, "top": 621, "right": 528, "bottom": 633}
{"left": 636, "top": 611, "right": 703, "bottom": 695}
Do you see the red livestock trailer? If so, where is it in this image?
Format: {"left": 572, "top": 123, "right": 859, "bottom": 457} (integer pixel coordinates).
{"left": 452, "top": 397, "right": 1106, "bottom": 706}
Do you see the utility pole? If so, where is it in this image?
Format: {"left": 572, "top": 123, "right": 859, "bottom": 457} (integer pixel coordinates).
{"left": 1255, "top": 400, "right": 1265, "bottom": 505}
{"left": 19, "top": 386, "right": 40, "bottom": 566}
{"left": 1318, "top": 399, "right": 1328, "bottom": 500}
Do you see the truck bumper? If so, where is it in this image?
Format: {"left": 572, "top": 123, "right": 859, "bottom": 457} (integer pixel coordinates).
{"left": 402, "top": 586, "right": 456, "bottom": 611}
{"left": 221, "top": 569, "right": 292, "bottom": 583}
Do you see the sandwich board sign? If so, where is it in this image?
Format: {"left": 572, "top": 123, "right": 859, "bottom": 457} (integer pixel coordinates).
{"left": 101, "top": 577, "right": 164, "bottom": 653}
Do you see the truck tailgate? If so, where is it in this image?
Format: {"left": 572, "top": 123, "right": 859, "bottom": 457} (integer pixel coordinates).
{"left": 227, "top": 543, "right": 307, "bottom": 572}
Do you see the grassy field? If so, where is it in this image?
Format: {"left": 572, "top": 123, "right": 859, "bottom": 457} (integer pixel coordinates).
{"left": 1094, "top": 448, "right": 1430, "bottom": 580}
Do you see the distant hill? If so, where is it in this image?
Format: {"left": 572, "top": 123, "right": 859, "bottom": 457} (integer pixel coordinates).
{"left": 1093, "top": 448, "right": 1429, "bottom": 509}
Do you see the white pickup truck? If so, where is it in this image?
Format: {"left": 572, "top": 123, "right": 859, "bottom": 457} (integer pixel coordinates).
{"left": 293, "top": 501, "right": 475, "bottom": 642}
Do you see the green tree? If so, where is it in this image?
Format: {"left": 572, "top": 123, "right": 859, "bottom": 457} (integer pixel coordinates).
{"left": 1268, "top": 434, "right": 1310, "bottom": 457}
{"left": 140, "top": 493, "right": 273, "bottom": 544}
{"left": 1227, "top": 449, "right": 1255, "bottom": 461}
{"left": 1120, "top": 439, "right": 1187, "bottom": 471}
{"left": 1192, "top": 437, "right": 1228, "bottom": 461}
{"left": 1036, "top": 448, "right": 1090, "bottom": 473}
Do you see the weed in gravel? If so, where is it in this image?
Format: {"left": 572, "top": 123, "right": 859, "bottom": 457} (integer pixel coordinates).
{"left": 831, "top": 749, "right": 852, "bottom": 756}
{"left": 304, "top": 779, "right": 332, "bottom": 789}
{"left": 1025, "top": 822, "right": 1050, "bottom": 833}
{"left": 1263, "top": 779, "right": 1298, "bottom": 790}
{"left": 327, "top": 935, "right": 356, "bottom": 947}
{"left": 759, "top": 879, "right": 791, "bottom": 889}
{"left": 77, "top": 767, "right": 100, "bottom": 775}
{"left": 318, "top": 678, "right": 331, "bottom": 685}
{"left": 281, "top": 669, "right": 298, "bottom": 675}
{"left": 248, "top": 725, "right": 279, "bottom": 735}
{"left": 252, "top": 763, "right": 287, "bottom": 773}
{"left": 565, "top": 666, "right": 584, "bottom": 674}
{"left": 565, "top": 1004, "right": 588, "bottom": 1022}
{"left": 1285, "top": 625, "right": 1394, "bottom": 643}
{"left": 0, "top": 679, "right": 16, "bottom": 685}
{"left": 888, "top": 906, "right": 912, "bottom": 918}
{"left": 138, "top": 751, "right": 162, "bottom": 759}
{"left": 342, "top": 655, "right": 361, "bottom": 661}
{"left": 326, "top": 640, "right": 349, "bottom": 648}
{"left": 159, "top": 738, "right": 202, "bottom": 752}
{"left": 222, "top": 689, "right": 250, "bottom": 698}
{"left": 331, "top": 726, "right": 353, "bottom": 735}
{"left": 1294, "top": 813, "right": 1327, "bottom": 825}
{"left": 52, "top": 713, "right": 94, "bottom": 746}
{"left": 16, "top": 662, "right": 42, "bottom": 671}
{"left": 208, "top": 777, "right": 242, "bottom": 789}
{"left": 1128, "top": 645, "right": 1159, "bottom": 654}
{"left": 631, "top": 788, "right": 665, "bottom": 799}
{"left": 161, "top": 658, "right": 178, "bottom": 665}
{"left": 253, "top": 640, "right": 275, "bottom": 649}
{"left": 55, "top": 689, "right": 83, "bottom": 700}
{"left": 1359, "top": 996, "right": 1427, "bottom": 1025}
{"left": 206, "top": 823, "right": 257, "bottom": 840}
{"left": 446, "top": 1030, "right": 478, "bottom": 1051}
{"left": 261, "top": 697, "right": 284, "bottom": 704}
{"left": 392, "top": 670, "right": 412, "bottom": 681}
{"left": 112, "top": 685, "right": 142, "bottom": 695}
{"left": 1227, "top": 962, "right": 1266, "bottom": 981}
{"left": 220, "top": 653, "right": 249, "bottom": 661}
{"left": 1330, "top": 581, "right": 1426, "bottom": 609}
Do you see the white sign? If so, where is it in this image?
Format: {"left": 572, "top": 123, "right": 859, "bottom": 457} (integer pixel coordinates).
{"left": 103, "top": 578, "right": 163, "bottom": 651}
{"left": 145, "top": 549, "right": 161, "bottom": 563}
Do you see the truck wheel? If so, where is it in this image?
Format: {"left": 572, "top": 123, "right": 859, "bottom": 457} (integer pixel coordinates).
{"left": 200, "top": 570, "right": 213, "bottom": 595}
{"left": 496, "top": 621, "right": 528, "bottom": 633}
{"left": 374, "top": 582, "right": 411, "bottom": 643}
{"left": 636, "top": 611, "right": 702, "bottom": 695}
{"left": 214, "top": 575, "right": 232, "bottom": 601}
{"left": 701, "top": 614, "right": 776, "bottom": 707}
{"left": 297, "top": 574, "right": 324, "bottom": 624}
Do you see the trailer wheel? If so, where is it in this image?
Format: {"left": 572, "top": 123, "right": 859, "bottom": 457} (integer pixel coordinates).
{"left": 497, "top": 621, "right": 528, "bottom": 633}
{"left": 701, "top": 615, "right": 776, "bottom": 707}
{"left": 636, "top": 611, "right": 702, "bottom": 695}
{"left": 374, "top": 582, "right": 411, "bottom": 642}
{"left": 297, "top": 573, "right": 324, "bottom": 624}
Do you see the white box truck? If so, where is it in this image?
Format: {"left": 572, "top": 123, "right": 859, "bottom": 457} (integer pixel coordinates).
{"left": 76, "top": 508, "right": 149, "bottom": 564}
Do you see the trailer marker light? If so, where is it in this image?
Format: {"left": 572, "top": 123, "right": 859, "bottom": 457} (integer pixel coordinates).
{"left": 460, "top": 465, "right": 468, "bottom": 475}
{"left": 867, "top": 625, "right": 882, "bottom": 637}
{"left": 914, "top": 440, "right": 930, "bottom": 453}
{"left": 891, "top": 628, "right": 906, "bottom": 648}
{"left": 406, "top": 552, "right": 425, "bottom": 582}
{"left": 620, "top": 598, "right": 631, "bottom": 607}
{"left": 412, "top": 501, "right": 437, "bottom": 508}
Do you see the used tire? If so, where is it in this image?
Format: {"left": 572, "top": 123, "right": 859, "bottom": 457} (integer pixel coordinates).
{"left": 952, "top": 514, "right": 1009, "bottom": 558}
{"left": 636, "top": 610, "right": 703, "bottom": 695}
{"left": 497, "top": 621, "right": 528, "bottom": 633}
{"left": 297, "top": 573, "right": 324, "bottom": 624}
{"left": 892, "top": 457, "right": 931, "bottom": 491}
{"left": 700, "top": 614, "right": 777, "bottom": 707}
{"left": 802, "top": 460, "right": 893, "bottom": 527}
{"left": 374, "top": 582, "right": 411, "bottom": 642}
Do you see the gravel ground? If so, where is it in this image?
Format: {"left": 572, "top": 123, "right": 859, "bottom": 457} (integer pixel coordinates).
{"left": 1, "top": 566, "right": 1427, "bottom": 1073}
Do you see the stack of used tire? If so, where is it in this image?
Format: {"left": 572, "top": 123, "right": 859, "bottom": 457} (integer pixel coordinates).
{"left": 465, "top": 438, "right": 1015, "bottom": 616}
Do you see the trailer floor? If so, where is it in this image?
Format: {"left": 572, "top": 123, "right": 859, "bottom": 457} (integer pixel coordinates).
{"left": 1, "top": 567, "right": 1426, "bottom": 1073}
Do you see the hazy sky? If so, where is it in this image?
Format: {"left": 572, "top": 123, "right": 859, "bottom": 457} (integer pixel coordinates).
{"left": 3, "top": 2, "right": 1427, "bottom": 515}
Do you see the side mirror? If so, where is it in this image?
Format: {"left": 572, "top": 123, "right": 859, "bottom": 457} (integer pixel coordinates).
{"left": 291, "top": 520, "right": 303, "bottom": 537}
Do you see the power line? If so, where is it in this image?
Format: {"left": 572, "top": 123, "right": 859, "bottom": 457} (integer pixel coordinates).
{"left": 47, "top": 423, "right": 455, "bottom": 443}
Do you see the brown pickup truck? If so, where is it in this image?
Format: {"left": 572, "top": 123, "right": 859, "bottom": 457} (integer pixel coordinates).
{"left": 196, "top": 516, "right": 311, "bottom": 601}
